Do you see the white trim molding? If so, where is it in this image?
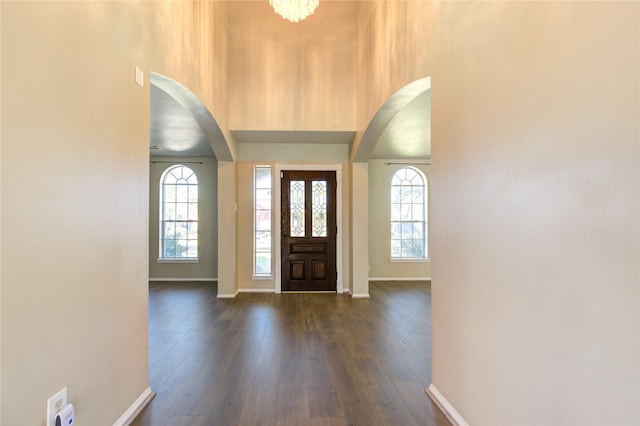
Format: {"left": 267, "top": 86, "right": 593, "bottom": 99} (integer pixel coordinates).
{"left": 217, "top": 290, "right": 239, "bottom": 299}
{"left": 238, "top": 288, "right": 276, "bottom": 293}
{"left": 351, "top": 293, "right": 370, "bottom": 299}
{"left": 369, "top": 277, "right": 431, "bottom": 282}
{"left": 156, "top": 258, "right": 199, "bottom": 263}
{"left": 426, "top": 384, "right": 468, "bottom": 426}
{"left": 389, "top": 257, "right": 430, "bottom": 263}
{"left": 251, "top": 274, "right": 273, "bottom": 281}
{"left": 114, "top": 386, "right": 155, "bottom": 426}
{"left": 149, "top": 278, "right": 217, "bottom": 282}
{"left": 275, "top": 164, "right": 343, "bottom": 294}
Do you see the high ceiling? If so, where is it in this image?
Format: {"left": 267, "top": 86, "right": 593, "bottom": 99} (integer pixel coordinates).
{"left": 149, "top": 2, "right": 430, "bottom": 161}
{"left": 149, "top": 82, "right": 430, "bottom": 160}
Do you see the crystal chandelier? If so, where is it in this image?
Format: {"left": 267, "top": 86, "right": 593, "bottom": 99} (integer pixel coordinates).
{"left": 269, "top": 0, "right": 319, "bottom": 23}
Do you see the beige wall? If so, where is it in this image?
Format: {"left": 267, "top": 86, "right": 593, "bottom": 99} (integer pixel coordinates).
{"left": 228, "top": 1, "right": 356, "bottom": 132}
{"left": 0, "top": 1, "right": 230, "bottom": 424}
{"left": 354, "top": 1, "right": 433, "bottom": 156}
{"left": 426, "top": 2, "right": 639, "bottom": 424}
{"left": 350, "top": 162, "right": 369, "bottom": 297}
{"left": 360, "top": 0, "right": 639, "bottom": 423}
{"left": 149, "top": 157, "right": 217, "bottom": 281}
{"left": 3, "top": 1, "right": 638, "bottom": 424}
{"left": 1, "top": 2, "right": 150, "bottom": 424}
{"left": 147, "top": 1, "right": 233, "bottom": 158}
{"left": 217, "top": 161, "right": 238, "bottom": 297}
{"left": 238, "top": 143, "right": 349, "bottom": 163}
{"left": 352, "top": 1, "right": 434, "bottom": 290}
{"left": 368, "top": 160, "right": 430, "bottom": 279}
{"left": 235, "top": 150, "right": 351, "bottom": 293}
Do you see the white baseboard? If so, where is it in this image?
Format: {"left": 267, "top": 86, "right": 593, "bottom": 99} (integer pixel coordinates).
{"left": 238, "top": 288, "right": 276, "bottom": 293}
{"left": 149, "top": 278, "right": 217, "bottom": 282}
{"left": 369, "top": 277, "right": 431, "bottom": 281}
{"left": 426, "top": 384, "right": 468, "bottom": 426}
{"left": 351, "top": 293, "right": 370, "bottom": 298}
{"left": 114, "top": 386, "right": 155, "bottom": 426}
{"left": 217, "top": 290, "right": 239, "bottom": 299}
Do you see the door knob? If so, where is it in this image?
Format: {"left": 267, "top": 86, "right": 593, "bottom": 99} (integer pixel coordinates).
{"left": 282, "top": 234, "right": 288, "bottom": 238}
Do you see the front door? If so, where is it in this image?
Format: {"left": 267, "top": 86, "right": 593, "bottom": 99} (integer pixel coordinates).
{"left": 281, "top": 170, "right": 337, "bottom": 292}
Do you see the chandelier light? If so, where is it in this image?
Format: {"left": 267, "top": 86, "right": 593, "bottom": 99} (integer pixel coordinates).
{"left": 269, "top": 0, "right": 319, "bottom": 23}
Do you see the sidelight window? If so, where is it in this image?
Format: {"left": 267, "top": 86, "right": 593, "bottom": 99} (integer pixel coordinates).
{"left": 390, "top": 167, "right": 427, "bottom": 259}
{"left": 254, "top": 166, "right": 272, "bottom": 276}
{"left": 160, "top": 165, "right": 198, "bottom": 259}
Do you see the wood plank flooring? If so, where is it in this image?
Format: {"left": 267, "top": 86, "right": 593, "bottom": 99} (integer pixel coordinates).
{"left": 132, "top": 281, "right": 448, "bottom": 426}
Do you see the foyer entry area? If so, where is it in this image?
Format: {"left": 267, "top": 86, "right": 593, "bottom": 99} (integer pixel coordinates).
{"left": 133, "top": 281, "right": 446, "bottom": 425}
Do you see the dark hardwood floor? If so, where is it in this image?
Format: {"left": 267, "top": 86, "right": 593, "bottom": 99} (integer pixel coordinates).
{"left": 132, "top": 281, "right": 449, "bottom": 426}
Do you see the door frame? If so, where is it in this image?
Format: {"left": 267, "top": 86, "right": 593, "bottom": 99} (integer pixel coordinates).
{"left": 275, "top": 164, "right": 343, "bottom": 294}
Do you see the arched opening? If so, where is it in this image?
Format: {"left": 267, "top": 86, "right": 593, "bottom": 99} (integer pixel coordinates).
{"left": 361, "top": 76, "right": 433, "bottom": 384}
{"left": 148, "top": 72, "right": 228, "bottom": 285}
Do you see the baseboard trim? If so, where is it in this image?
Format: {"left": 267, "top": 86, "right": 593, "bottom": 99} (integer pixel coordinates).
{"left": 217, "top": 290, "right": 239, "bottom": 299}
{"left": 369, "top": 277, "right": 431, "bottom": 282}
{"left": 114, "top": 386, "right": 155, "bottom": 426}
{"left": 237, "top": 288, "right": 276, "bottom": 293}
{"left": 149, "top": 278, "right": 217, "bottom": 282}
{"left": 426, "top": 384, "right": 468, "bottom": 426}
{"left": 351, "top": 293, "right": 370, "bottom": 298}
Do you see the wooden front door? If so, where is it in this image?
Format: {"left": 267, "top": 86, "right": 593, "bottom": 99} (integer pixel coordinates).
{"left": 281, "top": 170, "right": 337, "bottom": 292}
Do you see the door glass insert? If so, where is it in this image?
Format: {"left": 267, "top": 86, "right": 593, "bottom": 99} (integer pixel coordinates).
{"left": 312, "top": 180, "right": 327, "bottom": 237}
{"left": 290, "top": 180, "right": 305, "bottom": 237}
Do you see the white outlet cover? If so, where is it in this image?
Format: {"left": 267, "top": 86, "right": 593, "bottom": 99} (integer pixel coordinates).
{"left": 47, "top": 387, "right": 68, "bottom": 426}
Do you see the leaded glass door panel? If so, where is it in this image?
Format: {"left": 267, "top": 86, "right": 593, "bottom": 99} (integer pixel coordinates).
{"left": 281, "top": 171, "right": 337, "bottom": 292}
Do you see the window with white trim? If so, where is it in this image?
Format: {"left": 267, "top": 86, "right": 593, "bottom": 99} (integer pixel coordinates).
{"left": 254, "top": 166, "right": 272, "bottom": 276}
{"left": 390, "top": 167, "right": 427, "bottom": 259}
{"left": 160, "top": 165, "right": 198, "bottom": 259}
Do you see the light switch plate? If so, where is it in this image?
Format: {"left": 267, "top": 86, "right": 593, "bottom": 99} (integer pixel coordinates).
{"left": 135, "top": 66, "right": 144, "bottom": 87}
{"left": 47, "top": 387, "right": 67, "bottom": 426}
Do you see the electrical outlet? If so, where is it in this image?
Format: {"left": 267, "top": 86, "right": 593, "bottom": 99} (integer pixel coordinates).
{"left": 46, "top": 387, "right": 67, "bottom": 426}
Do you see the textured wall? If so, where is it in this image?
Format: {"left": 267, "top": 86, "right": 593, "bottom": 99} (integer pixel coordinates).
{"left": 359, "top": 0, "right": 639, "bottom": 423}
{"left": 147, "top": 1, "right": 232, "bottom": 155}
{"left": 355, "top": 1, "right": 433, "bottom": 156}
{"left": 1, "top": 2, "right": 151, "bottom": 423}
{"left": 428, "top": 2, "right": 639, "bottom": 424}
{"left": 1, "top": 1, "right": 229, "bottom": 424}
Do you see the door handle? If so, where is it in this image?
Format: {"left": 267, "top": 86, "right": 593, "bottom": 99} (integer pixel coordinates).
{"left": 282, "top": 234, "right": 288, "bottom": 238}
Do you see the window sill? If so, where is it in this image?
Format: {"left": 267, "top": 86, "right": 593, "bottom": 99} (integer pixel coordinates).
{"left": 252, "top": 274, "right": 273, "bottom": 281}
{"left": 390, "top": 258, "right": 430, "bottom": 263}
{"left": 157, "top": 258, "right": 199, "bottom": 263}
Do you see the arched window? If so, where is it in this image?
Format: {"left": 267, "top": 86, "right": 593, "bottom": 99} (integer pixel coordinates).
{"left": 160, "top": 165, "right": 198, "bottom": 259}
{"left": 391, "top": 167, "right": 427, "bottom": 259}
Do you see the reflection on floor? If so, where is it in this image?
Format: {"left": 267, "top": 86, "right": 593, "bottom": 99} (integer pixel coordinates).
{"left": 132, "top": 281, "right": 448, "bottom": 426}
